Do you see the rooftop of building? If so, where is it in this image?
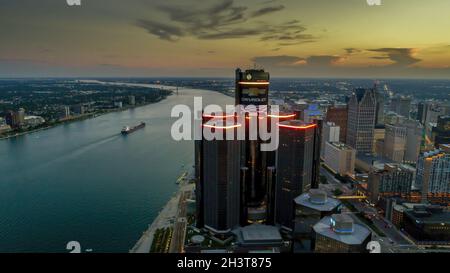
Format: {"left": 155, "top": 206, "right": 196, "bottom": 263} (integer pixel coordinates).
{"left": 327, "top": 142, "right": 355, "bottom": 151}
{"left": 313, "top": 215, "right": 371, "bottom": 245}
{"left": 422, "top": 148, "right": 449, "bottom": 158}
{"left": 233, "top": 224, "right": 283, "bottom": 246}
{"left": 294, "top": 190, "right": 341, "bottom": 211}
{"left": 404, "top": 206, "right": 450, "bottom": 224}
{"left": 356, "top": 153, "right": 394, "bottom": 166}
{"left": 372, "top": 163, "right": 416, "bottom": 173}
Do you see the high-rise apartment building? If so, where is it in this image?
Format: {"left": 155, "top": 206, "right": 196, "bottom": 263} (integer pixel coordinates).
{"left": 368, "top": 163, "right": 415, "bottom": 203}
{"left": 415, "top": 145, "right": 450, "bottom": 203}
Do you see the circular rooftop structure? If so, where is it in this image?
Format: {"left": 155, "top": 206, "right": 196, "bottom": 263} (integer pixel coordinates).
{"left": 190, "top": 235, "right": 205, "bottom": 244}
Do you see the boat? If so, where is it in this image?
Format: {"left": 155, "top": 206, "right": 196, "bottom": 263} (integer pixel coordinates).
{"left": 121, "top": 122, "right": 146, "bottom": 135}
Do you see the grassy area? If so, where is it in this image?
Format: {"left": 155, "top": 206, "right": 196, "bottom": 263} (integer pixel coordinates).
{"left": 150, "top": 227, "right": 173, "bottom": 253}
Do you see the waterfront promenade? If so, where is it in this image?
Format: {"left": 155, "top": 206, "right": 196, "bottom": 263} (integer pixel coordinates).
{"left": 130, "top": 170, "right": 194, "bottom": 253}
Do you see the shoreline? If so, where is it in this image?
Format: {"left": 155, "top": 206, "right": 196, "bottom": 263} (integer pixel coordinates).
{"left": 130, "top": 168, "right": 195, "bottom": 253}
{"left": 0, "top": 83, "right": 172, "bottom": 141}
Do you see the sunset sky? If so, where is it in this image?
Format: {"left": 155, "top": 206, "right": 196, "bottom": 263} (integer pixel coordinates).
{"left": 1, "top": 0, "right": 450, "bottom": 78}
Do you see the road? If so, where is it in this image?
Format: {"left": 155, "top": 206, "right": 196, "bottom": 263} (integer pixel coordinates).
{"left": 319, "top": 165, "right": 418, "bottom": 253}
{"left": 168, "top": 175, "right": 194, "bottom": 253}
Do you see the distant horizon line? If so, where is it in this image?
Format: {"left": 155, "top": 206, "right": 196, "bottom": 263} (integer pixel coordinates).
{"left": 1, "top": 76, "right": 450, "bottom": 81}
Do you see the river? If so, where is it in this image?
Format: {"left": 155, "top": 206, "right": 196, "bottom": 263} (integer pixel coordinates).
{"left": 0, "top": 82, "right": 232, "bottom": 253}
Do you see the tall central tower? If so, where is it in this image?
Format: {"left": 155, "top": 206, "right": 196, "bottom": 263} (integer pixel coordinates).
{"left": 235, "top": 68, "right": 272, "bottom": 224}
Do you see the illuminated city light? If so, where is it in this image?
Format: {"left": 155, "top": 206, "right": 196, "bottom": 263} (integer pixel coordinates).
{"left": 277, "top": 123, "right": 317, "bottom": 130}
{"left": 202, "top": 123, "right": 242, "bottom": 130}
{"left": 237, "top": 81, "right": 270, "bottom": 85}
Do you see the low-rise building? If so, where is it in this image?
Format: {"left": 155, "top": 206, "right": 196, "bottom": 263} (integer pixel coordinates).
{"left": 403, "top": 205, "right": 450, "bottom": 244}
{"left": 312, "top": 214, "right": 372, "bottom": 253}
{"left": 293, "top": 190, "right": 341, "bottom": 252}
{"left": 232, "top": 224, "right": 284, "bottom": 253}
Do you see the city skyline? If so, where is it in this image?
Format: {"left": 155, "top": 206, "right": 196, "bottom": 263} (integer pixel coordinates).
{"left": 1, "top": 0, "right": 450, "bottom": 78}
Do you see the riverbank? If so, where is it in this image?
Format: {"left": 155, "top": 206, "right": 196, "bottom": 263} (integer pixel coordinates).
{"left": 0, "top": 91, "right": 171, "bottom": 141}
{"left": 130, "top": 168, "right": 195, "bottom": 253}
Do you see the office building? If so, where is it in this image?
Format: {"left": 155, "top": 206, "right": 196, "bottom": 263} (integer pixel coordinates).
{"left": 418, "top": 102, "right": 447, "bottom": 130}
{"left": 303, "top": 104, "right": 323, "bottom": 123}
{"left": 372, "top": 87, "right": 385, "bottom": 126}
{"left": 321, "top": 122, "right": 340, "bottom": 158}
{"left": 324, "top": 142, "right": 356, "bottom": 177}
{"left": 346, "top": 88, "right": 376, "bottom": 154}
{"left": 200, "top": 119, "right": 242, "bottom": 234}
{"left": 368, "top": 163, "right": 415, "bottom": 203}
{"left": 72, "top": 104, "right": 86, "bottom": 115}
{"left": 64, "top": 106, "right": 71, "bottom": 118}
{"left": 384, "top": 124, "right": 407, "bottom": 162}
{"left": 403, "top": 205, "right": 450, "bottom": 244}
{"left": 5, "top": 109, "right": 25, "bottom": 128}
{"left": 373, "top": 125, "right": 385, "bottom": 155}
{"left": 325, "top": 105, "right": 348, "bottom": 143}
{"left": 293, "top": 190, "right": 341, "bottom": 237}
{"left": 417, "top": 102, "right": 426, "bottom": 124}
{"left": 312, "top": 214, "right": 371, "bottom": 253}
{"left": 128, "top": 95, "right": 136, "bottom": 106}
{"left": 390, "top": 96, "right": 412, "bottom": 118}
{"left": 404, "top": 119, "right": 423, "bottom": 164}
{"left": 415, "top": 145, "right": 450, "bottom": 203}
{"left": 235, "top": 69, "right": 272, "bottom": 225}
{"left": 311, "top": 118, "right": 322, "bottom": 189}
{"left": 275, "top": 120, "right": 317, "bottom": 230}
{"left": 433, "top": 116, "right": 450, "bottom": 147}
{"left": 235, "top": 68, "right": 270, "bottom": 106}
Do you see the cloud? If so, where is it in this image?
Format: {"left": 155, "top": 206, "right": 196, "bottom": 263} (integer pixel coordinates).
{"left": 135, "top": 0, "right": 315, "bottom": 45}
{"left": 251, "top": 5, "right": 285, "bottom": 17}
{"left": 368, "top": 48, "right": 421, "bottom": 66}
{"left": 252, "top": 55, "right": 342, "bottom": 68}
{"left": 136, "top": 19, "right": 184, "bottom": 41}
{"left": 306, "top": 55, "right": 343, "bottom": 66}
{"left": 252, "top": 55, "right": 306, "bottom": 67}
{"left": 344, "top": 48, "right": 361, "bottom": 55}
